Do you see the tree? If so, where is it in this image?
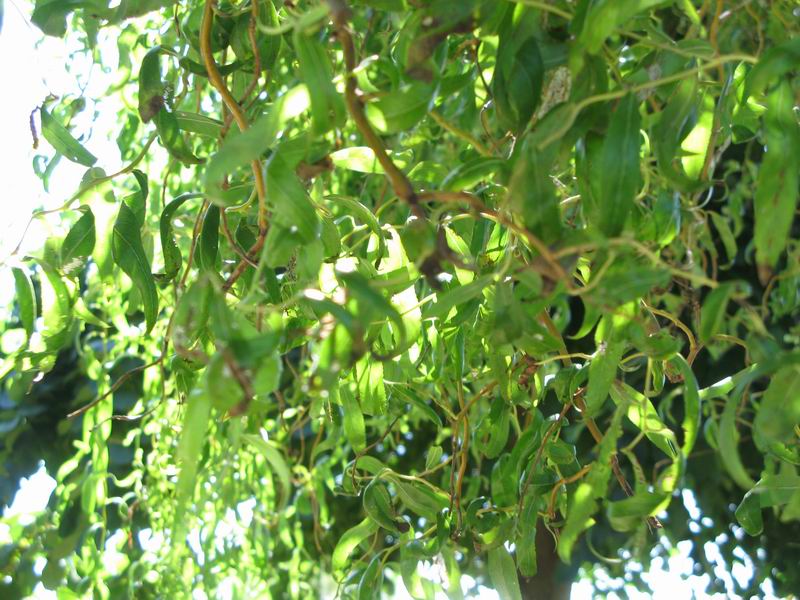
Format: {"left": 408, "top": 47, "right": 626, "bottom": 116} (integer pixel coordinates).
{"left": 1, "top": 0, "right": 799, "bottom": 597}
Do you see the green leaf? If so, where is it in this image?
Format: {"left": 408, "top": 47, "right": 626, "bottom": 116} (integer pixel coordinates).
{"left": 653, "top": 78, "right": 700, "bottom": 189}
{"left": 492, "top": 11, "right": 543, "bottom": 133}
{"left": 173, "top": 389, "right": 211, "bottom": 541}
{"left": 332, "top": 517, "right": 379, "bottom": 573}
{"left": 558, "top": 404, "right": 624, "bottom": 562}
{"left": 594, "top": 262, "right": 670, "bottom": 305}
{"left": 157, "top": 193, "right": 202, "bottom": 282}
{"left": 744, "top": 37, "right": 800, "bottom": 100}
{"left": 610, "top": 380, "right": 678, "bottom": 459}
{"left": 293, "top": 30, "right": 342, "bottom": 134}
{"left": 487, "top": 545, "right": 522, "bottom": 600}
{"left": 668, "top": 354, "right": 701, "bottom": 458}
{"left": 204, "top": 85, "right": 310, "bottom": 203}
{"left": 366, "top": 83, "right": 433, "bottom": 133}
{"left": 242, "top": 433, "right": 292, "bottom": 510}
{"left": 753, "top": 81, "right": 800, "bottom": 281}
{"left": 387, "top": 475, "right": 449, "bottom": 520}
{"left": 442, "top": 157, "right": 504, "bottom": 192}
{"left": 112, "top": 201, "right": 159, "bottom": 333}
{"left": 110, "top": 0, "right": 176, "bottom": 23}
{"left": 594, "top": 95, "right": 641, "bottom": 236}
{"left": 38, "top": 262, "right": 74, "bottom": 352}
{"left": 354, "top": 357, "right": 387, "bottom": 416}
{"left": 153, "top": 107, "right": 203, "bottom": 165}
{"left": 607, "top": 490, "right": 667, "bottom": 532}
{"left": 174, "top": 111, "right": 223, "bottom": 137}
{"left": 328, "top": 195, "right": 386, "bottom": 258}
{"left": 266, "top": 152, "right": 320, "bottom": 242}
{"left": 363, "top": 479, "right": 402, "bottom": 533}
{"left": 699, "top": 283, "right": 735, "bottom": 344}
{"left": 329, "top": 147, "right": 410, "bottom": 174}
{"left": 709, "top": 212, "right": 737, "bottom": 267}
{"left": 515, "top": 492, "right": 538, "bottom": 577}
{"left": 61, "top": 208, "right": 96, "bottom": 273}
{"left": 507, "top": 139, "right": 562, "bottom": 244}
{"left": 577, "top": 0, "right": 667, "bottom": 54}
{"left": 754, "top": 366, "right": 800, "bottom": 450}
{"left": 31, "top": 0, "right": 98, "bottom": 37}
{"left": 40, "top": 107, "right": 97, "bottom": 167}
{"left": 12, "top": 268, "right": 37, "bottom": 339}
{"left": 357, "top": 555, "right": 384, "bottom": 600}
{"left": 338, "top": 270, "right": 406, "bottom": 357}
{"left": 196, "top": 205, "right": 220, "bottom": 274}
{"left": 427, "top": 274, "right": 494, "bottom": 321}
{"left": 736, "top": 473, "right": 800, "bottom": 536}
{"left": 203, "top": 352, "right": 243, "bottom": 412}
{"left": 491, "top": 454, "right": 517, "bottom": 507}
{"left": 719, "top": 381, "right": 756, "bottom": 489}
{"left": 137, "top": 46, "right": 164, "bottom": 123}
{"left": 341, "top": 387, "right": 367, "bottom": 453}
{"left": 585, "top": 322, "right": 626, "bottom": 415}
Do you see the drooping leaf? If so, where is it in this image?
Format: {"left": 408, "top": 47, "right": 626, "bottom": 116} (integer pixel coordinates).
{"left": 607, "top": 490, "right": 668, "bottom": 532}
{"left": 610, "top": 380, "right": 678, "bottom": 459}
{"left": 744, "top": 37, "right": 800, "bottom": 100}
{"left": 699, "top": 283, "right": 735, "bottom": 344}
{"left": 668, "top": 354, "right": 701, "bottom": 458}
{"left": 40, "top": 106, "right": 97, "bottom": 167}
{"left": 366, "top": 83, "right": 434, "bottom": 133}
{"left": 12, "top": 267, "right": 37, "bottom": 339}
{"left": 593, "top": 95, "right": 641, "bottom": 236}
{"left": 242, "top": 433, "right": 292, "bottom": 510}
{"left": 332, "top": 517, "right": 379, "bottom": 573}
{"left": 753, "top": 81, "right": 800, "bottom": 282}
{"left": 584, "top": 318, "right": 627, "bottom": 415}
{"left": 340, "top": 386, "right": 366, "bottom": 453}
{"left": 37, "top": 261, "right": 74, "bottom": 352}
{"left": 653, "top": 78, "right": 700, "bottom": 189}
{"left": 137, "top": 45, "right": 164, "bottom": 123}
{"left": 487, "top": 545, "right": 523, "bottom": 600}
{"left": 266, "top": 152, "right": 320, "bottom": 243}
{"left": 112, "top": 201, "right": 159, "bottom": 332}
{"left": 357, "top": 555, "right": 384, "bottom": 600}
{"left": 492, "top": 10, "right": 543, "bottom": 133}
{"left": 293, "top": 29, "right": 342, "bottom": 134}
{"left": 577, "top": 0, "right": 667, "bottom": 54}
{"left": 173, "top": 389, "right": 212, "bottom": 542}
{"left": 363, "top": 479, "right": 403, "bottom": 533}
{"left": 157, "top": 193, "right": 202, "bottom": 282}
{"left": 754, "top": 366, "right": 800, "bottom": 451}
{"left": 204, "top": 85, "right": 310, "bottom": 203}
{"left": 736, "top": 473, "right": 800, "bottom": 536}
{"left": 153, "top": 107, "right": 203, "bottom": 165}
{"left": 558, "top": 404, "right": 624, "bottom": 562}
{"left": 61, "top": 207, "right": 96, "bottom": 273}
{"left": 196, "top": 205, "right": 220, "bottom": 274}
{"left": 719, "top": 381, "right": 756, "bottom": 490}
{"left": 507, "top": 139, "right": 562, "bottom": 245}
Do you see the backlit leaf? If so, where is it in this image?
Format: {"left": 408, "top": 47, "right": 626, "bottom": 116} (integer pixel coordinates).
{"left": 112, "top": 201, "right": 159, "bottom": 332}
{"left": 40, "top": 106, "right": 97, "bottom": 167}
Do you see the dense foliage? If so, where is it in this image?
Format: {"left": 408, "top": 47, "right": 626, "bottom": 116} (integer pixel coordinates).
{"left": 2, "top": 0, "right": 800, "bottom": 597}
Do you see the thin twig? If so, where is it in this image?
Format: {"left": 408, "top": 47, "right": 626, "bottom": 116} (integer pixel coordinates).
{"left": 67, "top": 358, "right": 162, "bottom": 419}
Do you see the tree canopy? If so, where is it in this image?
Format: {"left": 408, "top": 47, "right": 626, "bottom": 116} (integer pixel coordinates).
{"left": 2, "top": 0, "right": 800, "bottom": 598}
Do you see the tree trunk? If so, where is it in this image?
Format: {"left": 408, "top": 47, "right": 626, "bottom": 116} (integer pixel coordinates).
{"left": 517, "top": 525, "right": 572, "bottom": 600}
